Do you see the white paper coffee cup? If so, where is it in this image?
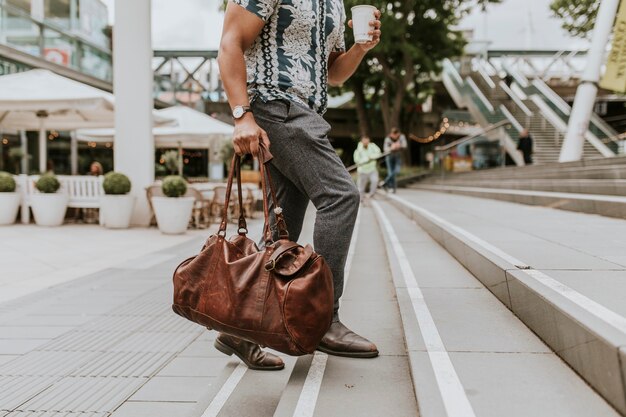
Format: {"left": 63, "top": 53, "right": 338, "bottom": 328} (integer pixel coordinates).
{"left": 351, "top": 5, "right": 376, "bottom": 44}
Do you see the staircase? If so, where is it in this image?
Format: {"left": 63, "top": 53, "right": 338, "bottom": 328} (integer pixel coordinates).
{"left": 470, "top": 69, "right": 606, "bottom": 164}
{"left": 442, "top": 58, "right": 617, "bottom": 165}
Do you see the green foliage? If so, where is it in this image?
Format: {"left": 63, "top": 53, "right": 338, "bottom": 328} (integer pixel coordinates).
{"left": 161, "top": 150, "right": 180, "bottom": 174}
{"left": 550, "top": 0, "right": 599, "bottom": 38}
{"left": 0, "top": 171, "right": 16, "bottom": 193}
{"left": 8, "top": 148, "right": 28, "bottom": 175}
{"left": 35, "top": 174, "right": 60, "bottom": 194}
{"left": 340, "top": 0, "right": 500, "bottom": 133}
{"left": 155, "top": 163, "right": 168, "bottom": 177}
{"left": 162, "top": 175, "right": 188, "bottom": 198}
{"left": 103, "top": 172, "right": 131, "bottom": 195}
{"left": 8, "top": 148, "right": 24, "bottom": 160}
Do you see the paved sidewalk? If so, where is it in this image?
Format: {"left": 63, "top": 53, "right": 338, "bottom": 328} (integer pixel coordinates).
{"left": 2, "top": 195, "right": 622, "bottom": 416}
{"left": 0, "top": 225, "right": 209, "bottom": 304}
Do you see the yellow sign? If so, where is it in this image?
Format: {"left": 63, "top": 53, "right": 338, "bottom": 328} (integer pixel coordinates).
{"left": 601, "top": 0, "right": 626, "bottom": 93}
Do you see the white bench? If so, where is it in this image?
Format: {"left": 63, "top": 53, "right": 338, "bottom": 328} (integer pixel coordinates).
{"left": 16, "top": 174, "right": 104, "bottom": 224}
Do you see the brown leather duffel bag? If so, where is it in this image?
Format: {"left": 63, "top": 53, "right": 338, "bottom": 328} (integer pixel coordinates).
{"left": 172, "top": 149, "right": 334, "bottom": 356}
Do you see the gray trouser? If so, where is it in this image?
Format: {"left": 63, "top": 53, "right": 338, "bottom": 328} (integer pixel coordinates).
{"left": 252, "top": 99, "right": 360, "bottom": 318}
{"left": 358, "top": 171, "right": 379, "bottom": 198}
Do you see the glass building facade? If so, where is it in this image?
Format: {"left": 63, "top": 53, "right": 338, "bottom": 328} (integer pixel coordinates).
{"left": 0, "top": 0, "right": 112, "bottom": 80}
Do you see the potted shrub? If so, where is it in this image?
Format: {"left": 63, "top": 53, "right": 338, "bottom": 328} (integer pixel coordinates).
{"left": 31, "top": 174, "right": 68, "bottom": 227}
{"left": 0, "top": 172, "right": 20, "bottom": 226}
{"left": 101, "top": 172, "right": 135, "bottom": 229}
{"left": 151, "top": 175, "right": 194, "bottom": 234}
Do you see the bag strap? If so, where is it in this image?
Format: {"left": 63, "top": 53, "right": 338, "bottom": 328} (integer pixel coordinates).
{"left": 218, "top": 156, "right": 247, "bottom": 237}
{"left": 217, "top": 143, "right": 289, "bottom": 244}
{"left": 258, "top": 144, "right": 289, "bottom": 244}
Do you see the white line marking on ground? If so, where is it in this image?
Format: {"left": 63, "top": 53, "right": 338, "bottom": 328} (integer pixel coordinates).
{"left": 390, "top": 194, "right": 626, "bottom": 333}
{"left": 292, "top": 353, "right": 329, "bottom": 417}
{"left": 372, "top": 201, "right": 477, "bottom": 417}
{"left": 343, "top": 208, "right": 361, "bottom": 293}
{"left": 200, "top": 363, "right": 247, "bottom": 417}
{"left": 291, "top": 209, "right": 361, "bottom": 417}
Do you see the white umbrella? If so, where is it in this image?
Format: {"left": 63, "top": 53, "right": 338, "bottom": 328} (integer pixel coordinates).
{"left": 78, "top": 106, "right": 234, "bottom": 176}
{"left": 77, "top": 105, "right": 233, "bottom": 148}
{"left": 152, "top": 106, "right": 233, "bottom": 149}
{"left": 0, "top": 69, "right": 173, "bottom": 173}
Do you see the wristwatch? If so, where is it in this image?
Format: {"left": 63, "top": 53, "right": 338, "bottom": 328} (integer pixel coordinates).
{"left": 232, "top": 105, "right": 252, "bottom": 120}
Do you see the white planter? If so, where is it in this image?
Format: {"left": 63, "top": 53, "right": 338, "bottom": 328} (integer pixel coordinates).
{"left": 152, "top": 196, "right": 194, "bottom": 235}
{"left": 31, "top": 193, "right": 69, "bottom": 227}
{"left": 0, "top": 192, "right": 21, "bottom": 225}
{"left": 101, "top": 194, "right": 135, "bottom": 229}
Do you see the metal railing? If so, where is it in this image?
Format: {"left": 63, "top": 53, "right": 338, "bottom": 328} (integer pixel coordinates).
{"left": 435, "top": 120, "right": 511, "bottom": 153}
{"left": 434, "top": 120, "right": 514, "bottom": 178}
{"left": 0, "top": 2, "right": 112, "bottom": 81}
{"left": 441, "top": 59, "right": 525, "bottom": 167}
{"left": 499, "top": 105, "right": 524, "bottom": 133}
{"left": 501, "top": 60, "right": 621, "bottom": 154}
{"left": 466, "top": 77, "right": 495, "bottom": 113}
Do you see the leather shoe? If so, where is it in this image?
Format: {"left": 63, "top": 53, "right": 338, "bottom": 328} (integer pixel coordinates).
{"left": 317, "top": 321, "right": 379, "bottom": 358}
{"left": 214, "top": 334, "right": 285, "bottom": 371}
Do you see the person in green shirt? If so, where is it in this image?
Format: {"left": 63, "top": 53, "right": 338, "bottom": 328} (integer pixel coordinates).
{"left": 353, "top": 136, "right": 382, "bottom": 201}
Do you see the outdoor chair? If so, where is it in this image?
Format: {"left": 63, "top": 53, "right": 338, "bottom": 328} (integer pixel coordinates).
{"left": 185, "top": 187, "right": 211, "bottom": 229}
{"left": 210, "top": 186, "right": 240, "bottom": 224}
{"left": 243, "top": 187, "right": 256, "bottom": 219}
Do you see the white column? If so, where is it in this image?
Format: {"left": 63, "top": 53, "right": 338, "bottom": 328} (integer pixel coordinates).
{"left": 19, "top": 130, "right": 28, "bottom": 175}
{"left": 38, "top": 123, "right": 46, "bottom": 173}
{"left": 114, "top": 0, "right": 154, "bottom": 226}
{"left": 31, "top": 0, "right": 44, "bottom": 21}
{"left": 177, "top": 142, "right": 184, "bottom": 176}
{"left": 560, "top": 0, "right": 620, "bottom": 162}
{"left": 70, "top": 131, "right": 78, "bottom": 175}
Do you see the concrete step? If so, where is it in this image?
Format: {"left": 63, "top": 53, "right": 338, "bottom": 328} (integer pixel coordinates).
{"left": 438, "top": 156, "right": 626, "bottom": 182}
{"left": 422, "top": 178, "right": 626, "bottom": 196}
{"left": 436, "top": 163, "right": 626, "bottom": 181}
{"left": 270, "top": 207, "right": 418, "bottom": 417}
{"left": 387, "top": 190, "right": 626, "bottom": 415}
{"left": 371, "top": 198, "right": 621, "bottom": 417}
{"left": 410, "top": 184, "right": 626, "bottom": 219}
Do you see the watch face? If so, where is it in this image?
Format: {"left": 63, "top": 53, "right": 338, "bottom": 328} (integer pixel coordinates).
{"left": 233, "top": 107, "right": 244, "bottom": 119}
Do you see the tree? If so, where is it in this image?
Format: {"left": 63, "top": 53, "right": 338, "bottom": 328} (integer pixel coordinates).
{"left": 161, "top": 150, "right": 180, "bottom": 175}
{"left": 339, "top": 0, "right": 499, "bottom": 136}
{"left": 550, "top": 0, "right": 599, "bottom": 38}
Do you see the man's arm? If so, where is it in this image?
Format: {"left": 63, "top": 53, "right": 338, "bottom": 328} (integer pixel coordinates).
{"left": 328, "top": 10, "right": 382, "bottom": 86}
{"left": 372, "top": 144, "right": 382, "bottom": 158}
{"left": 353, "top": 148, "right": 365, "bottom": 164}
{"left": 400, "top": 134, "right": 408, "bottom": 149}
{"left": 218, "top": 1, "right": 269, "bottom": 156}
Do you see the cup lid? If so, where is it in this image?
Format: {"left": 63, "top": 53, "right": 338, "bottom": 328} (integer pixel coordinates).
{"left": 351, "top": 5, "right": 376, "bottom": 11}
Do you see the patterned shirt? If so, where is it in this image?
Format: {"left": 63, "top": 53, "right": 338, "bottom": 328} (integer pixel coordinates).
{"left": 233, "top": 0, "right": 346, "bottom": 114}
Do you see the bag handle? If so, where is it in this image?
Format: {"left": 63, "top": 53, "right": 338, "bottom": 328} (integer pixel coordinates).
{"left": 218, "top": 156, "right": 247, "bottom": 237}
{"left": 218, "top": 143, "right": 289, "bottom": 244}
{"left": 258, "top": 144, "right": 289, "bottom": 244}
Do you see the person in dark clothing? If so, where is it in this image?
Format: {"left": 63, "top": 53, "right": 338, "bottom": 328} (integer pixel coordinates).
{"left": 517, "top": 129, "right": 534, "bottom": 165}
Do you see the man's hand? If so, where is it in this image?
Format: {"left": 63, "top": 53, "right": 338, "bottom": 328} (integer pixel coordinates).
{"left": 233, "top": 113, "right": 270, "bottom": 156}
{"left": 348, "top": 9, "right": 382, "bottom": 52}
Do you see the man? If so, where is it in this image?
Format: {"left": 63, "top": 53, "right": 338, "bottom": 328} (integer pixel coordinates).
{"left": 518, "top": 129, "right": 534, "bottom": 165}
{"left": 353, "top": 136, "right": 382, "bottom": 201}
{"left": 382, "top": 128, "right": 407, "bottom": 193}
{"left": 217, "top": 0, "right": 382, "bottom": 369}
